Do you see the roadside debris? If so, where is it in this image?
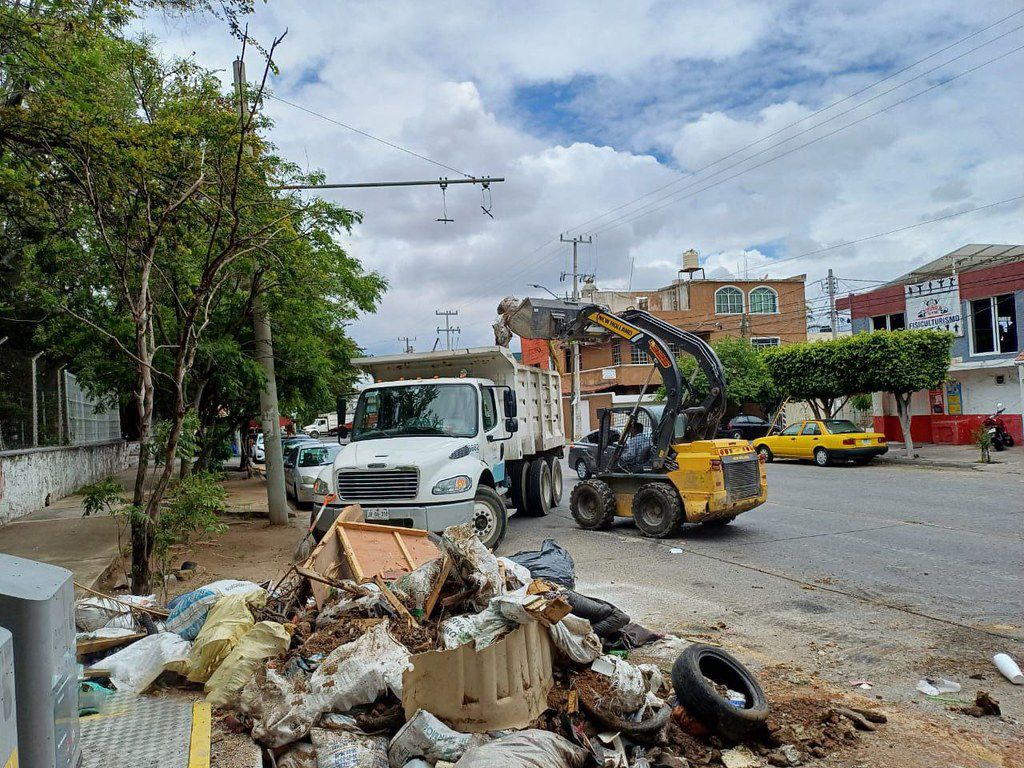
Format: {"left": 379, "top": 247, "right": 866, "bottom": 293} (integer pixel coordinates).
{"left": 915, "top": 677, "right": 961, "bottom": 697}
{"left": 993, "top": 652, "right": 1024, "bottom": 685}
{"left": 954, "top": 690, "right": 1001, "bottom": 718}
{"left": 73, "top": 521, "right": 886, "bottom": 768}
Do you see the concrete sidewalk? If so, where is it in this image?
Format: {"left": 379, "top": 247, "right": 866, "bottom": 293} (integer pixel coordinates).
{"left": 878, "top": 442, "right": 1024, "bottom": 474}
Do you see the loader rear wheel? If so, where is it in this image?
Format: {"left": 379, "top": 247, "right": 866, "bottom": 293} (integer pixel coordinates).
{"left": 632, "top": 482, "right": 683, "bottom": 538}
{"left": 570, "top": 480, "right": 615, "bottom": 530}
{"left": 523, "top": 457, "right": 552, "bottom": 516}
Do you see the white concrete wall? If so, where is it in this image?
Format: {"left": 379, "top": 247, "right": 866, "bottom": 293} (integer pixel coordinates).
{"left": 0, "top": 441, "right": 129, "bottom": 523}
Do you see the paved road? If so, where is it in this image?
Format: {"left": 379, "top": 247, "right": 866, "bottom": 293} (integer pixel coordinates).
{"left": 502, "top": 459, "right": 1024, "bottom": 702}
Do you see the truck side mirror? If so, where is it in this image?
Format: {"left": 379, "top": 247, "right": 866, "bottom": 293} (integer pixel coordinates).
{"left": 504, "top": 388, "right": 518, "bottom": 418}
{"left": 337, "top": 425, "right": 349, "bottom": 439}
{"left": 336, "top": 395, "right": 347, "bottom": 444}
{"left": 505, "top": 417, "right": 519, "bottom": 434}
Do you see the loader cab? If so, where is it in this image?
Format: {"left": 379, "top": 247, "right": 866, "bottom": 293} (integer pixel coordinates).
{"left": 595, "top": 405, "right": 685, "bottom": 475}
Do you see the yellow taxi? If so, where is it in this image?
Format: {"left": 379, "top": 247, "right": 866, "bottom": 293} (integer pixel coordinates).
{"left": 752, "top": 419, "right": 888, "bottom": 467}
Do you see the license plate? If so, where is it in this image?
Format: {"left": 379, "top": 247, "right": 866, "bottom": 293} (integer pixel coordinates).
{"left": 364, "top": 508, "right": 390, "bottom": 521}
{"left": 860, "top": 439, "right": 872, "bottom": 445}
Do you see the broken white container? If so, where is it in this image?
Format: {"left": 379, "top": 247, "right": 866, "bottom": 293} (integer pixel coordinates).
{"left": 993, "top": 653, "right": 1024, "bottom": 685}
{"left": 402, "top": 620, "right": 554, "bottom": 733}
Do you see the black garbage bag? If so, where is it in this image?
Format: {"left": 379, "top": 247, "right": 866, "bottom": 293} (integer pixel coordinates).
{"left": 509, "top": 539, "right": 576, "bottom": 588}
{"left": 564, "top": 590, "right": 630, "bottom": 638}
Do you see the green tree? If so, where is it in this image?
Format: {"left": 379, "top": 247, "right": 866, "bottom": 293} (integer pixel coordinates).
{"left": 763, "top": 336, "right": 866, "bottom": 419}
{"left": 669, "top": 337, "right": 778, "bottom": 413}
{"left": 858, "top": 330, "right": 953, "bottom": 459}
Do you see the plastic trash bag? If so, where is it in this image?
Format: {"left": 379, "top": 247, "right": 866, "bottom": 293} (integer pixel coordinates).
{"left": 166, "top": 579, "right": 263, "bottom": 639}
{"left": 441, "top": 523, "right": 503, "bottom": 610}
{"left": 388, "top": 709, "right": 486, "bottom": 767}
{"left": 205, "top": 620, "right": 293, "bottom": 706}
{"left": 439, "top": 606, "right": 515, "bottom": 651}
{"left": 564, "top": 591, "right": 629, "bottom": 638}
{"left": 311, "top": 726, "right": 388, "bottom": 768}
{"left": 547, "top": 615, "right": 602, "bottom": 665}
{"left": 497, "top": 557, "right": 533, "bottom": 589}
{"left": 187, "top": 591, "right": 266, "bottom": 683}
{"left": 394, "top": 560, "right": 445, "bottom": 612}
{"left": 252, "top": 621, "right": 411, "bottom": 748}
{"left": 90, "top": 632, "right": 191, "bottom": 693}
{"left": 508, "top": 540, "right": 576, "bottom": 588}
{"left": 453, "top": 729, "right": 587, "bottom": 768}
{"left": 76, "top": 594, "right": 156, "bottom": 632}
{"left": 277, "top": 743, "right": 318, "bottom": 768}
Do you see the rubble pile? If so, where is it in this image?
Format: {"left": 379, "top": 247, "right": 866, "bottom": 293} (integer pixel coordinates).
{"left": 76, "top": 518, "right": 885, "bottom": 767}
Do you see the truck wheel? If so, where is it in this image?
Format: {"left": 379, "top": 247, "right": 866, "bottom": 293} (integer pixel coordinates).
{"left": 547, "top": 456, "right": 564, "bottom": 507}
{"left": 523, "top": 458, "right": 552, "bottom": 516}
{"left": 631, "top": 483, "right": 683, "bottom": 538}
{"left": 570, "top": 480, "right": 615, "bottom": 530}
{"left": 509, "top": 460, "right": 529, "bottom": 514}
{"left": 308, "top": 430, "right": 320, "bottom": 439}
{"left": 472, "top": 486, "right": 507, "bottom": 550}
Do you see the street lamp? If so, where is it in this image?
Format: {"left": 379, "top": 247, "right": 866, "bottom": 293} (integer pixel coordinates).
{"left": 527, "top": 283, "right": 562, "bottom": 300}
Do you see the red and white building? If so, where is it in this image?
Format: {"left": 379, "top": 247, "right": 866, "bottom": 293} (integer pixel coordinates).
{"left": 836, "top": 244, "right": 1023, "bottom": 445}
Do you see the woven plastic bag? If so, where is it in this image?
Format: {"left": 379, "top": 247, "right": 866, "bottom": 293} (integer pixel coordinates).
{"left": 166, "top": 579, "right": 263, "bottom": 639}
{"left": 205, "top": 620, "right": 292, "bottom": 706}
{"left": 187, "top": 591, "right": 266, "bottom": 683}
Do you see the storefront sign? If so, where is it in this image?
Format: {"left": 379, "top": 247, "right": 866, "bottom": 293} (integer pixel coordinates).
{"left": 945, "top": 380, "right": 962, "bottom": 415}
{"left": 905, "top": 275, "right": 962, "bottom": 335}
{"left": 601, "top": 368, "right": 616, "bottom": 380}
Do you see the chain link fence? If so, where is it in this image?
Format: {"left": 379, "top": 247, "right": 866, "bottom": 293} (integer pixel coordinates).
{"left": 0, "top": 350, "right": 121, "bottom": 451}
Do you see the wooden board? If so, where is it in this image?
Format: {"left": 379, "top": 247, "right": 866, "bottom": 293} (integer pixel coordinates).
{"left": 76, "top": 632, "right": 146, "bottom": 658}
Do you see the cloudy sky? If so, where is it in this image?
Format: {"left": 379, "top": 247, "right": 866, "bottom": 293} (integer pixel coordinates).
{"left": 146, "top": 1, "right": 1024, "bottom": 354}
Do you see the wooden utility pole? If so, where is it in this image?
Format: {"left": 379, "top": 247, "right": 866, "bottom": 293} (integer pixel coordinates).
{"left": 560, "top": 234, "right": 592, "bottom": 440}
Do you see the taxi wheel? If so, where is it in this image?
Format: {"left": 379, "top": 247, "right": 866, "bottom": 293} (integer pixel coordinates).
{"left": 756, "top": 445, "right": 773, "bottom": 463}
{"left": 813, "top": 447, "right": 831, "bottom": 467}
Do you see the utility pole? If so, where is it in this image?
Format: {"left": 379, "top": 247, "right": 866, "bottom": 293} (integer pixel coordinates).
{"left": 560, "top": 233, "right": 592, "bottom": 441}
{"left": 435, "top": 310, "right": 460, "bottom": 351}
{"left": 235, "top": 56, "right": 288, "bottom": 525}
{"left": 399, "top": 336, "right": 417, "bottom": 354}
{"left": 826, "top": 268, "right": 838, "bottom": 340}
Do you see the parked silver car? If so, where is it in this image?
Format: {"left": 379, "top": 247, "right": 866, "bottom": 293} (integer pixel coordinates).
{"left": 285, "top": 442, "right": 344, "bottom": 507}
{"left": 567, "top": 428, "right": 621, "bottom": 479}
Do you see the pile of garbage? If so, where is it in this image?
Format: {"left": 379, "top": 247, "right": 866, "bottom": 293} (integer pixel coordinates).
{"left": 77, "top": 517, "right": 882, "bottom": 768}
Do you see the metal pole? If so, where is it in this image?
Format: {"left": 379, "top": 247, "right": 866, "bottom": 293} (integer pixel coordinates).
{"left": 435, "top": 310, "right": 460, "bottom": 351}
{"left": 31, "top": 351, "right": 43, "bottom": 447}
{"left": 827, "top": 269, "right": 838, "bottom": 340}
{"left": 560, "top": 234, "right": 592, "bottom": 440}
{"left": 273, "top": 177, "right": 504, "bottom": 191}
{"left": 398, "top": 336, "right": 416, "bottom": 354}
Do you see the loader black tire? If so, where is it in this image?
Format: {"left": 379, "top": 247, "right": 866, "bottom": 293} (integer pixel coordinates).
{"left": 522, "top": 457, "right": 552, "bottom": 516}
{"left": 671, "top": 644, "right": 769, "bottom": 741}
{"left": 632, "top": 482, "right": 683, "bottom": 538}
{"left": 570, "top": 480, "right": 615, "bottom": 530}
{"left": 508, "top": 459, "right": 530, "bottom": 514}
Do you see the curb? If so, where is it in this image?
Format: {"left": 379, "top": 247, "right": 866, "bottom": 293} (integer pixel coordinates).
{"left": 876, "top": 455, "right": 1023, "bottom": 474}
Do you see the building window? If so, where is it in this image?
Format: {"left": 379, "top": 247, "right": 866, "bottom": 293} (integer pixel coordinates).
{"left": 972, "top": 294, "right": 1018, "bottom": 354}
{"left": 630, "top": 344, "right": 650, "bottom": 365}
{"left": 715, "top": 286, "right": 744, "bottom": 315}
{"left": 871, "top": 313, "right": 905, "bottom": 331}
{"left": 636, "top": 296, "right": 649, "bottom": 310}
{"left": 611, "top": 340, "right": 621, "bottom": 366}
{"left": 751, "top": 337, "right": 780, "bottom": 349}
{"left": 748, "top": 286, "right": 778, "bottom": 314}
{"left": 668, "top": 342, "right": 682, "bottom": 359}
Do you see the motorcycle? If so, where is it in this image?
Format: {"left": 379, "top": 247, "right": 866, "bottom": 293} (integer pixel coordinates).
{"left": 983, "top": 403, "right": 1015, "bottom": 451}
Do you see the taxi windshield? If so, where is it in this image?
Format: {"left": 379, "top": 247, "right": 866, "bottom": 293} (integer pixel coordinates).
{"left": 824, "top": 419, "right": 860, "bottom": 434}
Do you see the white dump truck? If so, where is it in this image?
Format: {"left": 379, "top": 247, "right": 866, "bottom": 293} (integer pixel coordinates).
{"left": 311, "top": 346, "right": 565, "bottom": 549}
{"left": 301, "top": 412, "right": 339, "bottom": 438}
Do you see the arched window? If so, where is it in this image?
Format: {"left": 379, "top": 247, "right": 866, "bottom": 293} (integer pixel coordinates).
{"left": 715, "top": 286, "right": 744, "bottom": 315}
{"left": 749, "top": 286, "right": 778, "bottom": 314}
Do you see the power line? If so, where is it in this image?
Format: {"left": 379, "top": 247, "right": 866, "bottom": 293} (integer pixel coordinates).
{"left": 267, "top": 94, "right": 474, "bottom": 179}
{"left": 561, "top": 8, "right": 1024, "bottom": 236}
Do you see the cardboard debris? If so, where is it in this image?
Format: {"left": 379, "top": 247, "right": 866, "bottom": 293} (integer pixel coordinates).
{"left": 524, "top": 580, "right": 573, "bottom": 625}
{"left": 302, "top": 514, "right": 440, "bottom": 607}
{"left": 402, "top": 620, "right": 555, "bottom": 732}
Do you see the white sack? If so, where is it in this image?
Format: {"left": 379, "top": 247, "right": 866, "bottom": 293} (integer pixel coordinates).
{"left": 90, "top": 632, "right": 191, "bottom": 693}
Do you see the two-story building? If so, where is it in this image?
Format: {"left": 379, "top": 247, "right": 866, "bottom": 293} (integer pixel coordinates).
{"left": 520, "top": 263, "right": 807, "bottom": 434}
{"left": 836, "top": 244, "right": 1023, "bottom": 445}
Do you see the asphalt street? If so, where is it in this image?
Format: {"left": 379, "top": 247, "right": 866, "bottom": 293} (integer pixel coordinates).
{"left": 502, "top": 459, "right": 1024, "bottom": 704}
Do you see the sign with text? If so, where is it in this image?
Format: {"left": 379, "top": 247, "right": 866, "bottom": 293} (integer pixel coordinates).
{"left": 905, "top": 275, "right": 962, "bottom": 335}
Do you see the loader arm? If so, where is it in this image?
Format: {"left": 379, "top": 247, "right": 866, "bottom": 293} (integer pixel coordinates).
{"left": 507, "top": 299, "right": 727, "bottom": 468}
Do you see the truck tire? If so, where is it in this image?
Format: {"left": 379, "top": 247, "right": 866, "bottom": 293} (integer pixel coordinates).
{"left": 472, "top": 485, "right": 508, "bottom": 550}
{"left": 671, "top": 644, "right": 769, "bottom": 741}
{"left": 509, "top": 459, "right": 530, "bottom": 514}
{"left": 546, "top": 456, "right": 564, "bottom": 508}
{"left": 523, "top": 457, "right": 552, "bottom": 516}
{"left": 631, "top": 482, "right": 683, "bottom": 538}
{"left": 308, "top": 429, "right": 320, "bottom": 439}
{"left": 570, "top": 480, "right": 615, "bottom": 530}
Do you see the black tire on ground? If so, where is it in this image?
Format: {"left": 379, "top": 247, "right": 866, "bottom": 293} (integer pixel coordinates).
{"left": 813, "top": 447, "right": 831, "bottom": 467}
{"left": 671, "top": 643, "right": 770, "bottom": 741}
{"left": 756, "top": 445, "right": 773, "bottom": 462}
{"left": 631, "top": 482, "right": 683, "bottom": 538}
{"left": 508, "top": 459, "right": 530, "bottom": 513}
{"left": 575, "top": 459, "right": 591, "bottom": 479}
{"left": 472, "top": 485, "right": 508, "bottom": 550}
{"left": 1005, "top": 434, "right": 1015, "bottom": 447}
{"left": 570, "top": 479, "right": 616, "bottom": 530}
{"left": 523, "top": 457, "right": 552, "bottom": 516}
{"left": 546, "top": 455, "right": 564, "bottom": 507}
{"left": 704, "top": 516, "right": 736, "bottom": 527}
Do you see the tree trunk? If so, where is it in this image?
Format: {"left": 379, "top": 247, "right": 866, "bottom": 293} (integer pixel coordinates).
{"left": 895, "top": 392, "right": 915, "bottom": 459}
{"left": 130, "top": 314, "right": 155, "bottom": 594}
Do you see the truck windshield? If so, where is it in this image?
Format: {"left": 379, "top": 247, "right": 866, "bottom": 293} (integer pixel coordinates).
{"left": 352, "top": 384, "right": 478, "bottom": 440}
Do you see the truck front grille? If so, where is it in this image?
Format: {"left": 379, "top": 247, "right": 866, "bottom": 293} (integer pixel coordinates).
{"left": 722, "top": 456, "right": 761, "bottom": 501}
{"left": 337, "top": 469, "right": 418, "bottom": 501}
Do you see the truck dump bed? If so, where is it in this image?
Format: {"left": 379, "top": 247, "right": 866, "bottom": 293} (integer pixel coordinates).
{"left": 353, "top": 346, "right": 564, "bottom": 459}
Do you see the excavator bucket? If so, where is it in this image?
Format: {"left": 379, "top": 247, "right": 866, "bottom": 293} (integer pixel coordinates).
{"left": 506, "top": 298, "right": 587, "bottom": 340}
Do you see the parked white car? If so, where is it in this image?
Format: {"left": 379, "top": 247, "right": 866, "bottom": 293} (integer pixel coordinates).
{"left": 285, "top": 442, "right": 344, "bottom": 507}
